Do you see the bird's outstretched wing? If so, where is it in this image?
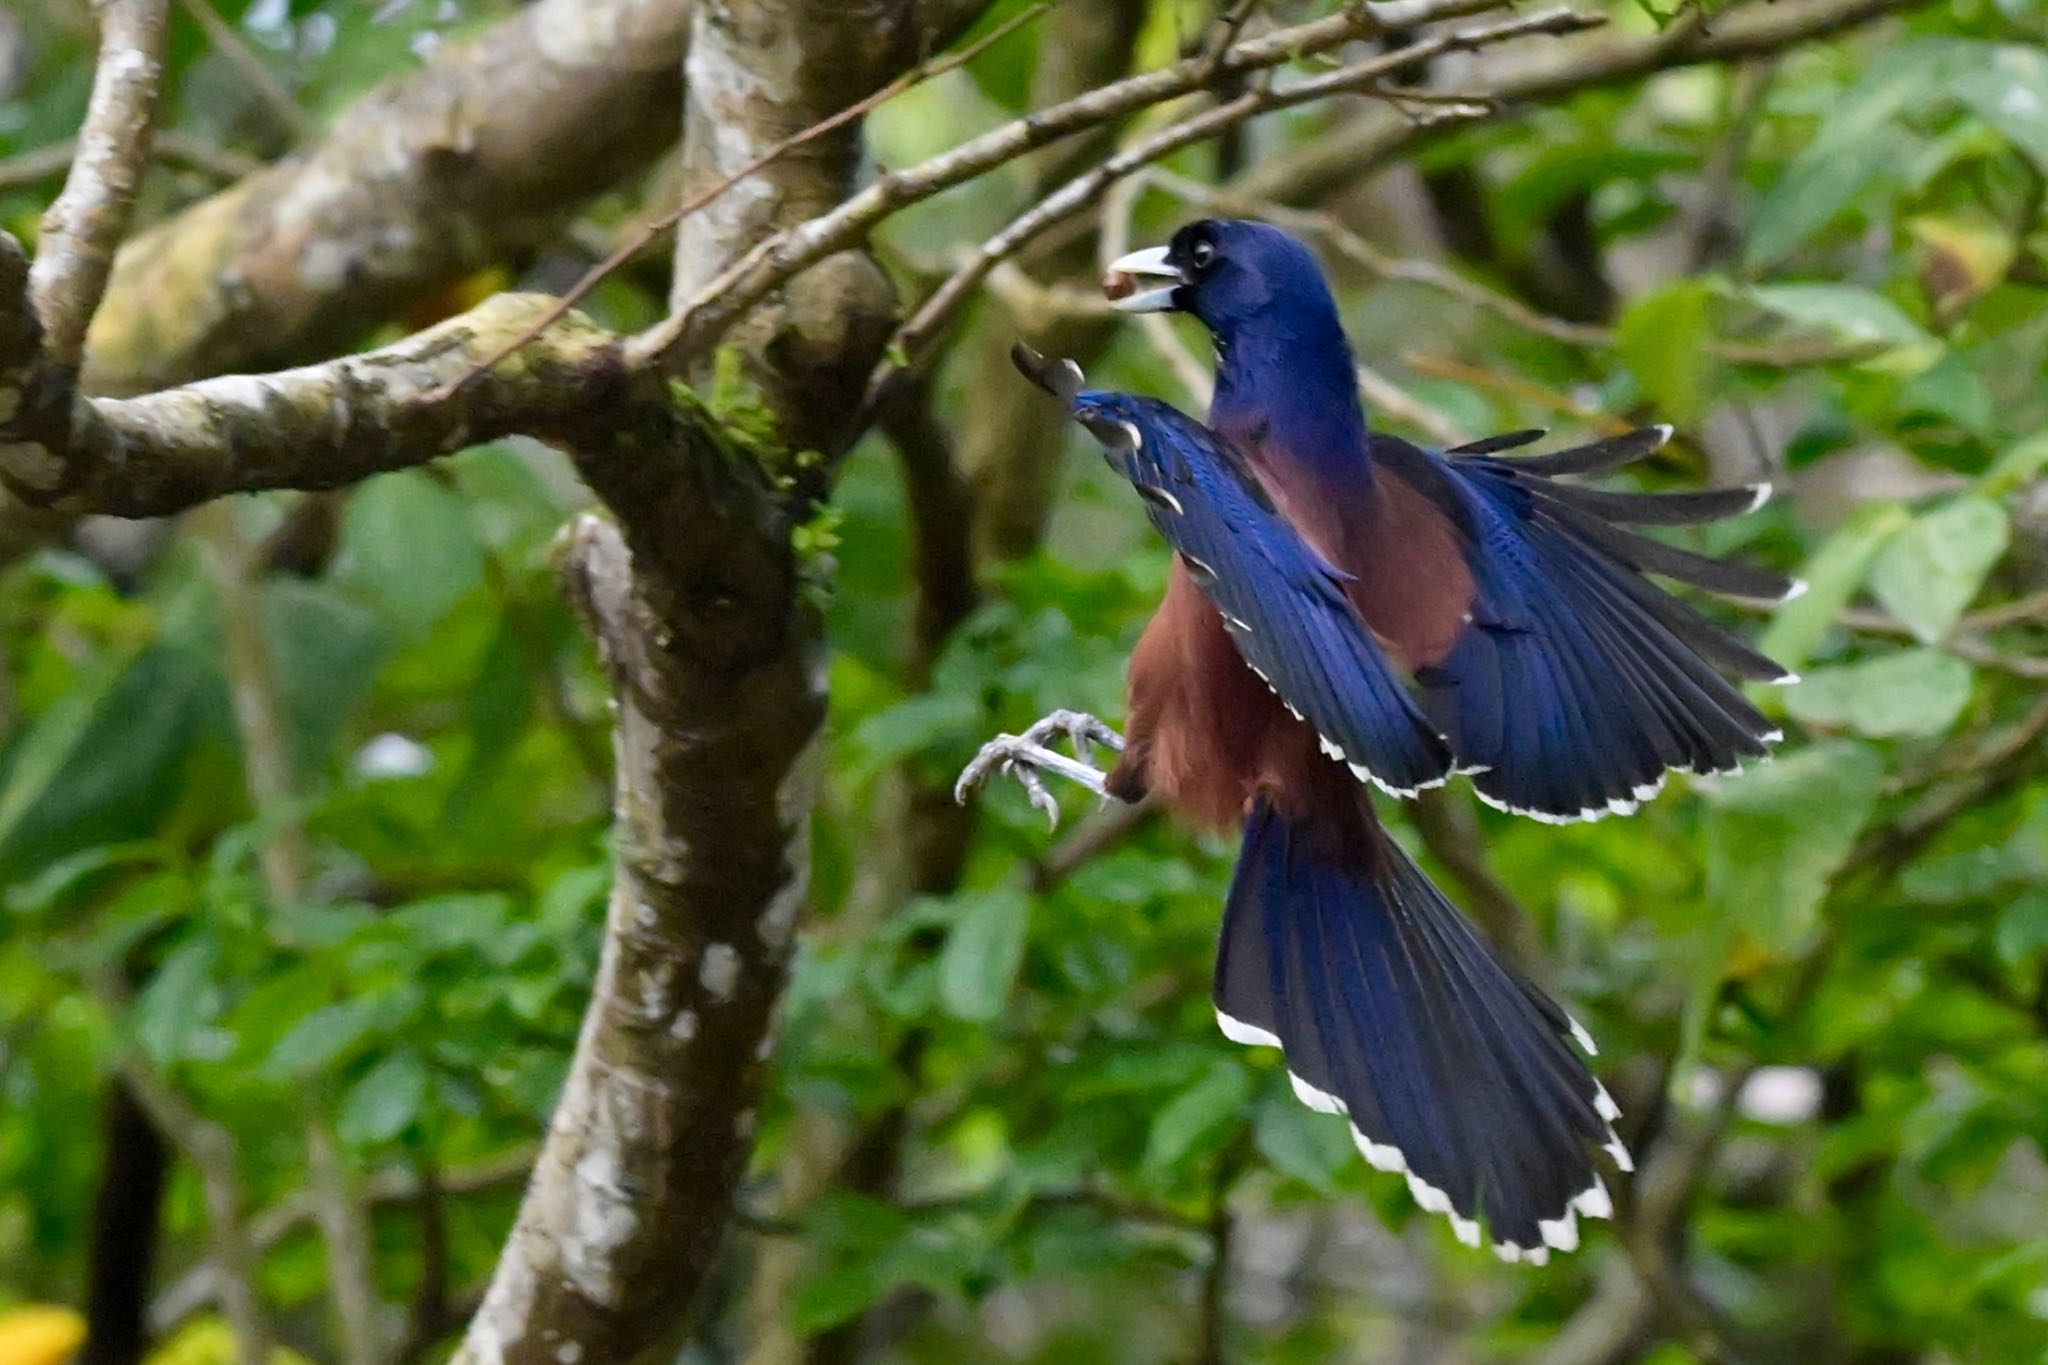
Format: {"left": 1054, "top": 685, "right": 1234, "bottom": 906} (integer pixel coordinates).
{"left": 1014, "top": 346, "right": 1453, "bottom": 797}
{"left": 1360, "top": 426, "right": 1797, "bottom": 823}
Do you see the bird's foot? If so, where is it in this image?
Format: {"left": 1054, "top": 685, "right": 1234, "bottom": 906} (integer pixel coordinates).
{"left": 954, "top": 709, "right": 1126, "bottom": 829}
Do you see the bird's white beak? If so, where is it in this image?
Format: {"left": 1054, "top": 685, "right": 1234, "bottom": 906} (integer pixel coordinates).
{"left": 1107, "top": 246, "right": 1182, "bottom": 313}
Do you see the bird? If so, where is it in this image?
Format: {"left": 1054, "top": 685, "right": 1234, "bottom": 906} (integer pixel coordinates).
{"left": 955, "top": 219, "right": 1798, "bottom": 1264}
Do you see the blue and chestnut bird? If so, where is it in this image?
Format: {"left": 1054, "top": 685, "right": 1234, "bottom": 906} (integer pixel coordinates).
{"left": 956, "top": 220, "right": 1799, "bottom": 1262}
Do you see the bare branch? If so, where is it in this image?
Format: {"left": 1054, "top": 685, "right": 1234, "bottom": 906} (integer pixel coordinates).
{"left": 453, "top": 515, "right": 823, "bottom": 1365}
{"left": 305, "top": 1120, "right": 384, "bottom": 1365}
{"left": 1151, "top": 172, "right": 1883, "bottom": 367}
{"left": 118, "top": 1057, "right": 273, "bottom": 1365}
{"left": 631, "top": 0, "right": 1518, "bottom": 372}
{"left": 0, "top": 287, "right": 629, "bottom": 517}
{"left": 1240, "top": 0, "right": 1940, "bottom": 206}
{"left": 175, "top": 0, "right": 314, "bottom": 143}
{"left": 150, "top": 1150, "right": 537, "bottom": 1335}
{"left": 28, "top": 0, "right": 168, "bottom": 369}
{"left": 0, "top": 130, "right": 259, "bottom": 193}
{"left": 858, "top": 5, "right": 1599, "bottom": 418}
{"left": 202, "top": 505, "right": 386, "bottom": 1365}
{"left": 84, "top": 0, "right": 689, "bottom": 395}
{"left": 436, "top": 1, "right": 1060, "bottom": 404}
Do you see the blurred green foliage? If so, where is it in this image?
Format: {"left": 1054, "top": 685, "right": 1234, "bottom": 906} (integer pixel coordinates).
{"left": 5, "top": 1, "right": 2048, "bottom": 1362}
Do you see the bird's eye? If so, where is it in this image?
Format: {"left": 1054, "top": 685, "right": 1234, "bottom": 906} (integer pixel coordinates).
{"left": 1188, "top": 238, "right": 1217, "bottom": 271}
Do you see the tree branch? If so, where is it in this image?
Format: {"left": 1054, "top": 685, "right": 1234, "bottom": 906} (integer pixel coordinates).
{"left": 1240, "top": 0, "right": 1940, "bottom": 207}
{"left": 149, "top": 1150, "right": 537, "bottom": 1335}
{"left": 860, "top": 3, "right": 1592, "bottom": 416}
{"left": 451, "top": 5, "right": 940, "bottom": 1359}
{"left": 0, "top": 284, "right": 629, "bottom": 517}
{"left": 28, "top": 0, "right": 168, "bottom": 370}
{"left": 83, "top": 0, "right": 690, "bottom": 395}
{"left": 0, "top": 130, "right": 257, "bottom": 195}
{"left": 439, "top": 1, "right": 1058, "bottom": 404}
{"left": 117, "top": 1056, "right": 273, "bottom": 1365}
{"left": 631, "top": 0, "right": 1517, "bottom": 373}
{"left": 452, "top": 513, "right": 823, "bottom": 1365}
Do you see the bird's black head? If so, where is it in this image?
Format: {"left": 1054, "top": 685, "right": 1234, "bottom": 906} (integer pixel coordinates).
{"left": 1108, "top": 219, "right": 1342, "bottom": 344}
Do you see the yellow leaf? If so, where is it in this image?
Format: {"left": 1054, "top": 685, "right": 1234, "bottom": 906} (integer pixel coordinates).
{"left": 0, "top": 1306, "right": 88, "bottom": 1365}
{"left": 1908, "top": 213, "right": 2017, "bottom": 314}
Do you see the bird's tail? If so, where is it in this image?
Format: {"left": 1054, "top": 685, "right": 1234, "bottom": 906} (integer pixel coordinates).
{"left": 1421, "top": 427, "right": 1797, "bottom": 823}
{"left": 1216, "top": 795, "right": 1627, "bottom": 1261}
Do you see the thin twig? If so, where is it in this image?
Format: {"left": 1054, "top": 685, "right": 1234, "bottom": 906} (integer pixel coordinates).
{"left": 176, "top": 0, "right": 313, "bottom": 141}
{"left": 0, "top": 129, "right": 259, "bottom": 192}
{"left": 856, "top": 5, "right": 1588, "bottom": 421}
{"left": 1150, "top": 170, "right": 1885, "bottom": 366}
{"left": 431, "top": 1, "right": 1060, "bottom": 403}
{"left": 28, "top": 0, "right": 169, "bottom": 368}
{"left": 631, "top": 0, "right": 1523, "bottom": 374}
{"left": 201, "top": 506, "right": 382, "bottom": 1365}
{"left": 115, "top": 1051, "right": 273, "bottom": 1365}
{"left": 150, "top": 1148, "right": 536, "bottom": 1333}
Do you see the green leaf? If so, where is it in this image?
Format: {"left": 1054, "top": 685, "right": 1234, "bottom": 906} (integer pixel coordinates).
{"left": 335, "top": 471, "right": 486, "bottom": 636}
{"left": 1746, "top": 283, "right": 1940, "bottom": 374}
{"left": 1785, "top": 650, "right": 1974, "bottom": 738}
{"left": 1702, "top": 741, "right": 1885, "bottom": 958}
{"left": 1748, "top": 124, "right": 1906, "bottom": 270}
{"left": 937, "top": 888, "right": 1031, "bottom": 1022}
{"left": 1757, "top": 502, "right": 1910, "bottom": 670}
{"left": 844, "top": 693, "right": 979, "bottom": 779}
{"left": 338, "top": 1048, "right": 429, "bottom": 1145}
{"left": 1994, "top": 889, "right": 2048, "bottom": 966}
{"left": 1253, "top": 1086, "right": 1352, "bottom": 1192}
{"left": 1143, "top": 1058, "right": 1252, "bottom": 1177}
{"left": 1739, "top": 40, "right": 1974, "bottom": 268}
{"left": 7, "top": 841, "right": 164, "bottom": 915}
{"left": 1948, "top": 45, "right": 2048, "bottom": 171}
{"left": 1616, "top": 280, "right": 1717, "bottom": 424}
{"left": 261, "top": 579, "right": 390, "bottom": 776}
{"left": 0, "top": 644, "right": 216, "bottom": 881}
{"left": 1983, "top": 433, "right": 2048, "bottom": 496}
{"left": 1868, "top": 496, "right": 2010, "bottom": 644}
{"left": 389, "top": 893, "right": 513, "bottom": 955}
{"left": 130, "top": 938, "right": 221, "bottom": 1065}
{"left": 262, "top": 996, "right": 389, "bottom": 1081}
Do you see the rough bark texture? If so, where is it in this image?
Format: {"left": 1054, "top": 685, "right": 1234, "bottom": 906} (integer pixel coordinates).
{"left": 453, "top": 500, "right": 823, "bottom": 1365}
{"left": 452, "top": 5, "right": 980, "bottom": 1360}
{"left": 672, "top": 0, "right": 966, "bottom": 456}
{"left": 81, "top": 0, "right": 690, "bottom": 395}
{"left": 28, "top": 0, "right": 166, "bottom": 370}
{"left": 0, "top": 273, "right": 628, "bottom": 517}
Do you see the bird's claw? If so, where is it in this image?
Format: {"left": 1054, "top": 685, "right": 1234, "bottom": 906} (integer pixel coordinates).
{"left": 954, "top": 709, "right": 1125, "bottom": 830}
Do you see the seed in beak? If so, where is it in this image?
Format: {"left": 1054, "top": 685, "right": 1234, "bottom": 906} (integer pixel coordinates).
{"left": 1102, "top": 270, "right": 1136, "bottom": 302}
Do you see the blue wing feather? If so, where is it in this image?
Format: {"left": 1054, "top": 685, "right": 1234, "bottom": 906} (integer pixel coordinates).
{"left": 1071, "top": 391, "right": 1453, "bottom": 797}
{"left": 1368, "top": 430, "right": 1791, "bottom": 822}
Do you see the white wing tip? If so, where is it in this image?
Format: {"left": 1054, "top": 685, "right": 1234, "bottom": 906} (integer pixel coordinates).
{"left": 1216, "top": 1009, "right": 1281, "bottom": 1049}
{"left": 1567, "top": 1015, "right": 1600, "bottom": 1057}
{"left": 1573, "top": 1177, "right": 1614, "bottom": 1222}
{"left": 1605, "top": 1136, "right": 1635, "bottom": 1173}
{"left": 1539, "top": 1210, "right": 1582, "bottom": 1253}
{"left": 1782, "top": 577, "right": 1810, "bottom": 602}
{"left": 1745, "top": 481, "right": 1774, "bottom": 513}
{"left": 1289, "top": 1071, "right": 1346, "bottom": 1115}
